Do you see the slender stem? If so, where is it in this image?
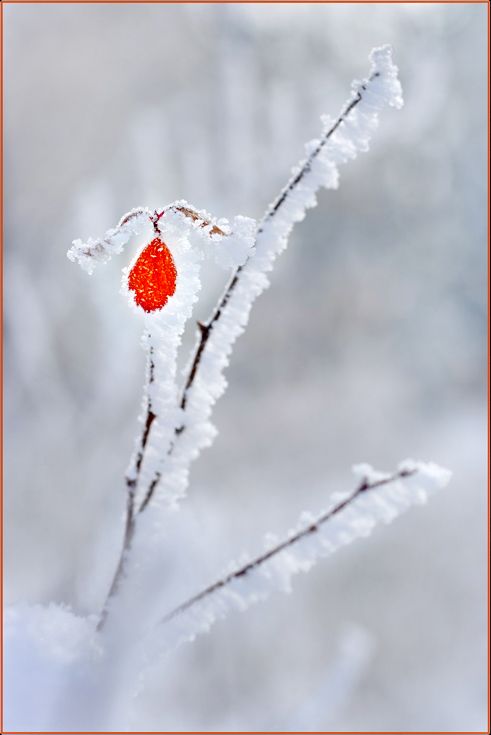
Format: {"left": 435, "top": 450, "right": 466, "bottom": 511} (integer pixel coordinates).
{"left": 96, "top": 482, "right": 136, "bottom": 631}
{"left": 97, "top": 206, "right": 228, "bottom": 626}
{"left": 161, "top": 466, "right": 415, "bottom": 625}
{"left": 97, "top": 344, "right": 155, "bottom": 628}
{"left": 138, "top": 73, "right": 378, "bottom": 513}
{"left": 98, "top": 71, "right": 380, "bottom": 625}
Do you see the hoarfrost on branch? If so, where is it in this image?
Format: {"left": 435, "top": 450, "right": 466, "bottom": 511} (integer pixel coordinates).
{"left": 42, "top": 45, "right": 451, "bottom": 714}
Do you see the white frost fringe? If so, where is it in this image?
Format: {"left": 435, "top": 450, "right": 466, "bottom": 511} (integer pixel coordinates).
{"left": 139, "top": 460, "right": 450, "bottom": 662}
{"left": 10, "top": 44, "right": 452, "bottom": 731}
{"left": 67, "top": 47, "right": 403, "bottom": 514}
{"left": 4, "top": 461, "right": 450, "bottom": 732}
{"left": 67, "top": 208, "right": 151, "bottom": 275}
{"left": 133, "top": 45, "right": 403, "bottom": 513}
{"left": 154, "top": 45, "right": 404, "bottom": 509}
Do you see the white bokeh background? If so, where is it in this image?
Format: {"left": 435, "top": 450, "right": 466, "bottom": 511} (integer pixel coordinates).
{"left": 4, "top": 3, "right": 487, "bottom": 731}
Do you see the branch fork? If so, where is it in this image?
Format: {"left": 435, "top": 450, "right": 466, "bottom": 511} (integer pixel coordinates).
{"left": 66, "top": 48, "right": 442, "bottom": 657}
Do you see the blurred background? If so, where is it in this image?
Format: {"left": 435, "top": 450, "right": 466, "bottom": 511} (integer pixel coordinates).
{"left": 4, "top": 3, "right": 487, "bottom": 731}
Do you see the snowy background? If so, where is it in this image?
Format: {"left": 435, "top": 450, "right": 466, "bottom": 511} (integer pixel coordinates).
{"left": 4, "top": 3, "right": 487, "bottom": 732}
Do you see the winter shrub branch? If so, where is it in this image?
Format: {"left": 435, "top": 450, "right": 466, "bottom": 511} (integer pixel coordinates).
{"left": 67, "top": 46, "right": 451, "bottom": 662}
{"left": 151, "top": 461, "right": 450, "bottom": 657}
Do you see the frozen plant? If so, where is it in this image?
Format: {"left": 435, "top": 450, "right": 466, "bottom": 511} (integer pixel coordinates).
{"left": 68, "top": 42, "right": 449, "bottom": 646}
{"left": 7, "top": 44, "right": 450, "bottom": 729}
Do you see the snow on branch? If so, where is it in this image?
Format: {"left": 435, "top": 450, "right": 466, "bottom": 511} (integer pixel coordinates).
{"left": 67, "top": 207, "right": 151, "bottom": 275}
{"left": 95, "top": 207, "right": 256, "bottom": 627}
{"left": 138, "top": 44, "right": 404, "bottom": 512}
{"left": 68, "top": 45, "right": 405, "bottom": 630}
{"left": 144, "top": 461, "right": 450, "bottom": 657}
{"left": 67, "top": 202, "right": 239, "bottom": 276}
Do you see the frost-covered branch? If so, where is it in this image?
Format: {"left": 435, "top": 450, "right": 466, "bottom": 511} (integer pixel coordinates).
{"left": 67, "top": 203, "right": 229, "bottom": 274}
{"left": 68, "top": 45, "right": 404, "bottom": 630}
{"left": 67, "top": 208, "right": 151, "bottom": 275}
{"left": 96, "top": 207, "right": 254, "bottom": 628}
{"left": 145, "top": 461, "right": 450, "bottom": 656}
{"left": 138, "top": 44, "right": 404, "bottom": 512}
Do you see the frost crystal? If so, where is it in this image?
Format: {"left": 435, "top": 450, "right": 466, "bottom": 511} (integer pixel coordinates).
{"left": 123, "top": 208, "right": 256, "bottom": 512}
{"left": 65, "top": 45, "right": 408, "bottom": 570}
{"left": 67, "top": 208, "right": 151, "bottom": 275}
{"left": 140, "top": 461, "right": 450, "bottom": 661}
{"left": 66, "top": 48, "right": 410, "bottom": 644}
{"left": 67, "top": 48, "right": 404, "bottom": 517}
{"left": 151, "top": 45, "right": 405, "bottom": 510}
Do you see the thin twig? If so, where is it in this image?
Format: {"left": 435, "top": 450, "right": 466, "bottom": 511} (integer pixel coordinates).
{"left": 161, "top": 465, "right": 415, "bottom": 625}
{"left": 98, "top": 202, "right": 226, "bottom": 625}
{"left": 127, "top": 204, "right": 227, "bottom": 494}
{"left": 138, "top": 73, "right": 378, "bottom": 513}
{"left": 152, "top": 204, "right": 228, "bottom": 237}
{"left": 98, "top": 345, "right": 155, "bottom": 627}
{"left": 96, "top": 483, "right": 136, "bottom": 631}
{"left": 118, "top": 207, "right": 149, "bottom": 229}
{"left": 99, "top": 71, "right": 380, "bottom": 626}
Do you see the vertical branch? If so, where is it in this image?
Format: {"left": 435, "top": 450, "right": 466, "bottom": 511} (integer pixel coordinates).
{"left": 89, "top": 46, "right": 403, "bottom": 629}
{"left": 96, "top": 482, "right": 136, "bottom": 631}
{"left": 143, "top": 460, "right": 450, "bottom": 658}
{"left": 98, "top": 343, "right": 155, "bottom": 628}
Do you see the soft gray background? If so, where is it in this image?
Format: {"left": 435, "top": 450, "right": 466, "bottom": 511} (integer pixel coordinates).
{"left": 4, "top": 3, "right": 487, "bottom": 731}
